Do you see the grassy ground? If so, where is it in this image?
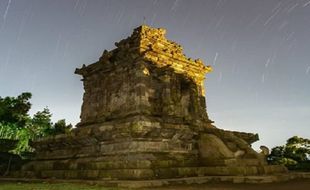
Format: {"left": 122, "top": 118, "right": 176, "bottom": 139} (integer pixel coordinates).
{"left": 1, "top": 179, "right": 310, "bottom": 190}
{"left": 0, "top": 182, "right": 118, "bottom": 190}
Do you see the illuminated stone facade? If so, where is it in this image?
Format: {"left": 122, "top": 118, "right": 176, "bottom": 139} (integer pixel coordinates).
{"left": 75, "top": 25, "right": 212, "bottom": 126}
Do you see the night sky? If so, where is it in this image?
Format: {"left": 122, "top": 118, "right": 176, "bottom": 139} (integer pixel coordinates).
{"left": 0, "top": 0, "right": 309, "bottom": 149}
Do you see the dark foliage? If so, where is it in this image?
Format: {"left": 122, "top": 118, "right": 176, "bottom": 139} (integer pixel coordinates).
{"left": 0, "top": 92, "right": 72, "bottom": 155}
{"left": 268, "top": 136, "right": 310, "bottom": 171}
{"left": 0, "top": 92, "right": 32, "bottom": 128}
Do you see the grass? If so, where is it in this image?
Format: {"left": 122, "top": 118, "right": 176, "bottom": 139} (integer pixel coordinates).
{"left": 0, "top": 182, "right": 119, "bottom": 190}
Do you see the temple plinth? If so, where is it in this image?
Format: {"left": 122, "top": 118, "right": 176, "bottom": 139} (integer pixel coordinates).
{"left": 11, "top": 25, "right": 287, "bottom": 181}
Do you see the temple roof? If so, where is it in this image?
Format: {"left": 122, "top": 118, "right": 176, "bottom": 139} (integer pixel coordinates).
{"left": 75, "top": 25, "right": 212, "bottom": 84}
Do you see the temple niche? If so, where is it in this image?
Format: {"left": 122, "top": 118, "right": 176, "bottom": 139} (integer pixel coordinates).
{"left": 12, "top": 25, "right": 287, "bottom": 181}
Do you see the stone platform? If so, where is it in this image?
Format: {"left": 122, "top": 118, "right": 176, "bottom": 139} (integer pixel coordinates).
{"left": 10, "top": 115, "right": 287, "bottom": 180}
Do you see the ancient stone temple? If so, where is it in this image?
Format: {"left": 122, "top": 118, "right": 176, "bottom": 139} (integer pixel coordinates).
{"left": 12, "top": 25, "right": 287, "bottom": 182}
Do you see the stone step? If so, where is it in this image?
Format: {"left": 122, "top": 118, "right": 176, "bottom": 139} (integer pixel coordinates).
{"left": 22, "top": 158, "right": 199, "bottom": 171}
{"left": 200, "top": 158, "right": 263, "bottom": 166}
{"left": 13, "top": 165, "right": 287, "bottom": 180}
{"left": 22, "top": 156, "right": 268, "bottom": 172}
{"left": 227, "top": 159, "right": 263, "bottom": 166}
{"left": 4, "top": 172, "right": 310, "bottom": 188}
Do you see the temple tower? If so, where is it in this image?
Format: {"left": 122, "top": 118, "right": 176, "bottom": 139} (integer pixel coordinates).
{"left": 75, "top": 25, "right": 212, "bottom": 127}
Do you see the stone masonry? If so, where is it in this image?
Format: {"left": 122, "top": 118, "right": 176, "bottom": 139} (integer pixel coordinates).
{"left": 11, "top": 25, "right": 287, "bottom": 180}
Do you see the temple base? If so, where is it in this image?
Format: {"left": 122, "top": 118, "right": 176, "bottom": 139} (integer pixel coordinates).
{"left": 8, "top": 116, "right": 287, "bottom": 180}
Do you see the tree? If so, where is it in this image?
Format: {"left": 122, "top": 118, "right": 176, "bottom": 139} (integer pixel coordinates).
{"left": 0, "top": 92, "right": 72, "bottom": 156}
{"left": 51, "top": 119, "right": 72, "bottom": 135}
{"left": 268, "top": 136, "right": 310, "bottom": 170}
{"left": 0, "top": 93, "right": 33, "bottom": 160}
{"left": 29, "top": 108, "right": 53, "bottom": 138}
{"left": 0, "top": 92, "right": 32, "bottom": 128}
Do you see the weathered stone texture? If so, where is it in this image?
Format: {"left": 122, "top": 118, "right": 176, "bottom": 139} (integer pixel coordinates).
{"left": 13, "top": 25, "right": 287, "bottom": 181}
{"left": 75, "top": 25, "right": 212, "bottom": 126}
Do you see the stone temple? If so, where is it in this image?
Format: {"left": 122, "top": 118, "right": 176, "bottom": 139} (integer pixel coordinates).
{"left": 13, "top": 25, "right": 287, "bottom": 181}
